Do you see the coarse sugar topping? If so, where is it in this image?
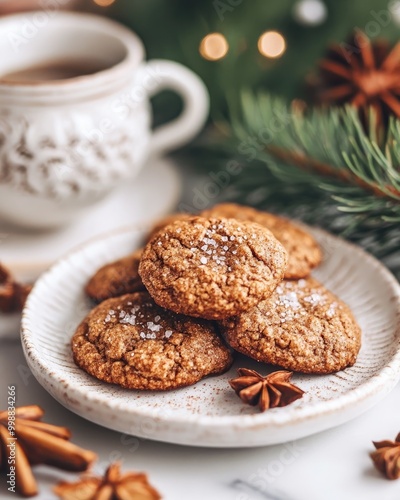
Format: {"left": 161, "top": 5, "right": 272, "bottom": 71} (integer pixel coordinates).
{"left": 104, "top": 301, "right": 174, "bottom": 340}
{"left": 196, "top": 221, "right": 256, "bottom": 271}
{"left": 273, "top": 280, "right": 335, "bottom": 324}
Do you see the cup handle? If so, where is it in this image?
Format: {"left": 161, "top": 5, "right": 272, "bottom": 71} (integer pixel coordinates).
{"left": 137, "top": 60, "right": 209, "bottom": 156}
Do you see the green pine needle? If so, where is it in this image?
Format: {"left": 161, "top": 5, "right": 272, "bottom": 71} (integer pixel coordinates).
{"left": 224, "top": 92, "right": 400, "bottom": 220}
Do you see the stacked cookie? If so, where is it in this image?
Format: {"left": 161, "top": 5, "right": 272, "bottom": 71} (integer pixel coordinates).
{"left": 73, "top": 203, "right": 361, "bottom": 391}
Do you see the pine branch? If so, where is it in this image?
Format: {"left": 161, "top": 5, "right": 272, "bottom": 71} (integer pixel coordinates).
{"left": 267, "top": 145, "right": 400, "bottom": 199}
{"left": 223, "top": 92, "right": 400, "bottom": 221}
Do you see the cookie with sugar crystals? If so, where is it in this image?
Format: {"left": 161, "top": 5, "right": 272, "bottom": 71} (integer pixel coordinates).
{"left": 139, "top": 216, "right": 288, "bottom": 320}
{"left": 85, "top": 250, "right": 145, "bottom": 303}
{"left": 220, "top": 277, "right": 361, "bottom": 374}
{"left": 72, "top": 291, "right": 233, "bottom": 390}
{"left": 201, "top": 203, "right": 322, "bottom": 279}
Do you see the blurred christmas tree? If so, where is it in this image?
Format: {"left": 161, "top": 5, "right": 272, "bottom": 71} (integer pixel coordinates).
{"left": 107, "top": 0, "right": 400, "bottom": 115}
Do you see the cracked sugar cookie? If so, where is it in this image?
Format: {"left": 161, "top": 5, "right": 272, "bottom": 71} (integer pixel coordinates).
{"left": 201, "top": 203, "right": 322, "bottom": 280}
{"left": 220, "top": 277, "right": 361, "bottom": 374}
{"left": 139, "top": 216, "right": 288, "bottom": 320}
{"left": 85, "top": 250, "right": 145, "bottom": 303}
{"left": 72, "top": 292, "right": 233, "bottom": 390}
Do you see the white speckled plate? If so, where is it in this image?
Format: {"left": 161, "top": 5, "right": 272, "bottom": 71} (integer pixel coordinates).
{"left": 21, "top": 225, "right": 400, "bottom": 447}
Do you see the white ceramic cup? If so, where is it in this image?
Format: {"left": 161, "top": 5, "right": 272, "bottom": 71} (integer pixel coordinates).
{"left": 0, "top": 12, "right": 209, "bottom": 228}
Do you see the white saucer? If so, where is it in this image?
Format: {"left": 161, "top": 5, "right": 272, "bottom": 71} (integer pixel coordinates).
{"left": 0, "top": 156, "right": 181, "bottom": 339}
{"left": 21, "top": 225, "right": 400, "bottom": 448}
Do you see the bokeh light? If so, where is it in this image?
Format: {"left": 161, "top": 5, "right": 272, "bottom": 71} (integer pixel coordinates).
{"left": 258, "top": 31, "right": 286, "bottom": 58}
{"left": 390, "top": 0, "right": 400, "bottom": 25}
{"left": 293, "top": 0, "right": 327, "bottom": 26}
{"left": 93, "top": 0, "right": 116, "bottom": 6}
{"left": 199, "top": 33, "right": 229, "bottom": 61}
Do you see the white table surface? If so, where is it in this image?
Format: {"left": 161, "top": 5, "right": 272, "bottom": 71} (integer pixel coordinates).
{"left": 1, "top": 160, "right": 400, "bottom": 500}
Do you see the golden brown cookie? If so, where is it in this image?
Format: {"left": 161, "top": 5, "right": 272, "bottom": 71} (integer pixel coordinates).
{"left": 85, "top": 250, "right": 145, "bottom": 303}
{"left": 201, "top": 203, "right": 322, "bottom": 279}
{"left": 147, "top": 213, "right": 193, "bottom": 241}
{"left": 72, "top": 292, "right": 233, "bottom": 390}
{"left": 139, "top": 216, "right": 288, "bottom": 320}
{"left": 220, "top": 277, "right": 361, "bottom": 374}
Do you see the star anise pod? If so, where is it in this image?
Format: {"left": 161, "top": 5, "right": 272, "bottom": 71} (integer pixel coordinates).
{"left": 312, "top": 30, "right": 400, "bottom": 128}
{"left": 0, "top": 263, "right": 32, "bottom": 313}
{"left": 0, "top": 405, "right": 97, "bottom": 497}
{"left": 370, "top": 432, "right": 400, "bottom": 480}
{"left": 54, "top": 461, "right": 161, "bottom": 500}
{"left": 229, "top": 368, "right": 304, "bottom": 412}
